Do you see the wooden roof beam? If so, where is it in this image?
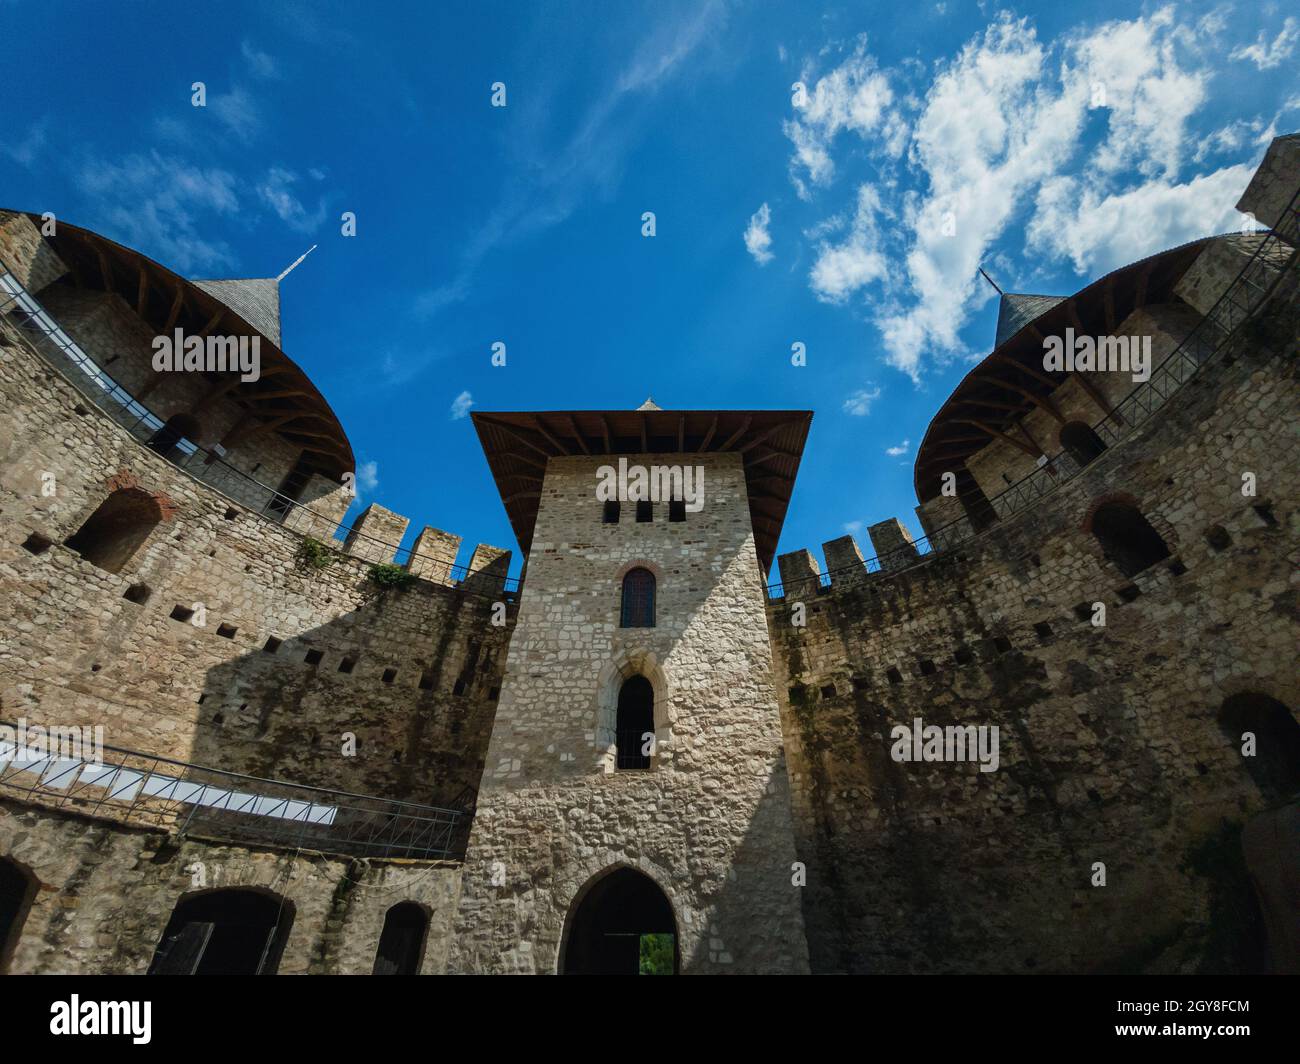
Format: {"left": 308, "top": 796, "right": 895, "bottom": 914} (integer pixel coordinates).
{"left": 135, "top": 265, "right": 149, "bottom": 316}
{"left": 697, "top": 415, "right": 718, "bottom": 454}
{"left": 566, "top": 415, "right": 591, "bottom": 456}
{"left": 479, "top": 417, "right": 557, "bottom": 461}
{"left": 162, "top": 283, "right": 185, "bottom": 333}
{"left": 953, "top": 419, "right": 1040, "bottom": 458}
{"left": 531, "top": 416, "right": 571, "bottom": 456}
{"left": 717, "top": 416, "right": 752, "bottom": 451}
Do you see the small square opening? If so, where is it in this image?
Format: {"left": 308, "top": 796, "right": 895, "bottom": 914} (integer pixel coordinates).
{"left": 1252, "top": 503, "right": 1277, "bottom": 527}
{"left": 886, "top": 667, "right": 903, "bottom": 685}
{"left": 419, "top": 671, "right": 435, "bottom": 691}
{"left": 22, "top": 533, "right": 53, "bottom": 555}
{"left": 1117, "top": 584, "right": 1141, "bottom": 603}
{"left": 918, "top": 659, "right": 936, "bottom": 676}
{"left": 820, "top": 683, "right": 836, "bottom": 699}
{"left": 1204, "top": 525, "right": 1231, "bottom": 552}
{"left": 1033, "top": 621, "right": 1054, "bottom": 642}
{"left": 453, "top": 678, "right": 467, "bottom": 696}
{"left": 338, "top": 656, "right": 357, "bottom": 674}
{"left": 262, "top": 636, "right": 282, "bottom": 654}
{"left": 304, "top": 649, "right": 324, "bottom": 666}
{"left": 216, "top": 623, "right": 237, "bottom": 639}
{"left": 382, "top": 668, "right": 397, "bottom": 684}
{"left": 169, "top": 605, "right": 195, "bottom": 623}
{"left": 123, "top": 583, "right": 151, "bottom": 605}
{"left": 993, "top": 636, "right": 1013, "bottom": 654}
{"left": 954, "top": 647, "right": 974, "bottom": 666}
{"left": 1167, "top": 558, "right": 1187, "bottom": 577}
{"left": 603, "top": 500, "right": 620, "bottom": 524}
{"left": 636, "top": 500, "right": 652, "bottom": 523}
{"left": 669, "top": 499, "right": 686, "bottom": 523}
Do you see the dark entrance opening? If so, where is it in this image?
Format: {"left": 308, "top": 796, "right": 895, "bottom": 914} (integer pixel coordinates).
{"left": 372, "top": 902, "right": 429, "bottom": 975}
{"left": 0, "top": 857, "right": 37, "bottom": 973}
{"left": 1090, "top": 501, "right": 1170, "bottom": 577}
{"left": 148, "top": 889, "right": 293, "bottom": 975}
{"left": 65, "top": 487, "right": 164, "bottom": 573}
{"left": 561, "top": 868, "right": 677, "bottom": 974}
{"left": 1219, "top": 693, "right": 1300, "bottom": 802}
{"left": 616, "top": 675, "right": 654, "bottom": 770}
{"left": 1060, "top": 421, "right": 1107, "bottom": 467}
{"left": 953, "top": 467, "right": 998, "bottom": 532}
{"left": 267, "top": 453, "right": 315, "bottom": 521}
{"left": 147, "top": 413, "right": 202, "bottom": 462}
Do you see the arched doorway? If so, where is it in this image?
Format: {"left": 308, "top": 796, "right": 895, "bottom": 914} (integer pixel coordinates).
{"left": 147, "top": 412, "right": 202, "bottom": 461}
{"left": 0, "top": 856, "right": 38, "bottom": 973}
{"left": 148, "top": 889, "right": 294, "bottom": 975}
{"left": 1219, "top": 693, "right": 1300, "bottom": 802}
{"left": 65, "top": 487, "right": 165, "bottom": 573}
{"left": 561, "top": 867, "right": 678, "bottom": 974}
{"left": 616, "top": 675, "right": 655, "bottom": 770}
{"left": 1060, "top": 421, "right": 1107, "bottom": 467}
{"left": 372, "top": 902, "right": 429, "bottom": 975}
{"left": 1089, "top": 501, "right": 1170, "bottom": 577}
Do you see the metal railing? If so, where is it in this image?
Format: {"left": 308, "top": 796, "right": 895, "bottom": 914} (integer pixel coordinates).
{"left": 0, "top": 266, "right": 520, "bottom": 599}
{"left": 0, "top": 724, "right": 467, "bottom": 860}
{"left": 768, "top": 193, "right": 1300, "bottom": 600}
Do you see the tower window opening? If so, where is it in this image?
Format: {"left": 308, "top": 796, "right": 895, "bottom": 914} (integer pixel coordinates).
{"left": 372, "top": 902, "right": 429, "bottom": 975}
{"left": 636, "top": 500, "right": 653, "bottom": 523}
{"left": 1090, "top": 501, "right": 1170, "bottom": 577}
{"left": 620, "top": 567, "right": 656, "bottom": 628}
{"left": 1060, "top": 421, "right": 1107, "bottom": 468}
{"left": 603, "top": 501, "right": 620, "bottom": 524}
{"left": 146, "top": 412, "right": 202, "bottom": 463}
{"left": 616, "top": 675, "right": 654, "bottom": 770}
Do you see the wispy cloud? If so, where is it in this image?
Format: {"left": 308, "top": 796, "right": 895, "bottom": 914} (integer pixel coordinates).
{"left": 3, "top": 119, "right": 48, "bottom": 168}
{"left": 450, "top": 390, "right": 474, "bottom": 419}
{"left": 842, "top": 385, "right": 882, "bottom": 416}
{"left": 210, "top": 86, "right": 263, "bottom": 142}
{"left": 76, "top": 150, "right": 242, "bottom": 272}
{"left": 413, "top": 1, "right": 728, "bottom": 318}
{"left": 885, "top": 438, "right": 910, "bottom": 456}
{"left": 241, "top": 40, "right": 280, "bottom": 79}
{"left": 744, "top": 202, "right": 774, "bottom": 264}
{"left": 257, "top": 166, "right": 328, "bottom": 234}
{"left": 1229, "top": 16, "right": 1298, "bottom": 70}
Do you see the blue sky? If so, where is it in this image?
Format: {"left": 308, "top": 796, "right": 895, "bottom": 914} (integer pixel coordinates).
{"left": 2, "top": 0, "right": 1296, "bottom": 578}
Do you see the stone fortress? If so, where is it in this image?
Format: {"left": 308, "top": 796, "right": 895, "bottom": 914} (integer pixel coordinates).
{"left": 0, "top": 135, "right": 1295, "bottom": 975}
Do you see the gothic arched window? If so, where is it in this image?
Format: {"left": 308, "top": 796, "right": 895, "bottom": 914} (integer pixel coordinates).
{"left": 620, "top": 568, "right": 655, "bottom": 628}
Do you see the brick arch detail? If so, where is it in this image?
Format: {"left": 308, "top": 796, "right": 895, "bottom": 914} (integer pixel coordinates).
{"left": 104, "top": 469, "right": 179, "bottom": 523}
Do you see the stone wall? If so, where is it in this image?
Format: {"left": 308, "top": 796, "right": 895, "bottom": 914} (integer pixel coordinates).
{"left": 451, "top": 451, "right": 810, "bottom": 973}
{"left": 0, "top": 802, "right": 463, "bottom": 974}
{"left": 768, "top": 333, "right": 1298, "bottom": 973}
{"left": 0, "top": 318, "right": 515, "bottom": 811}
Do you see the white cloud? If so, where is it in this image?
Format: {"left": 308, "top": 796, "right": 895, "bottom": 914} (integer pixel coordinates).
{"left": 784, "top": 40, "right": 896, "bottom": 196}
{"left": 355, "top": 460, "right": 379, "bottom": 494}
{"left": 77, "top": 151, "right": 241, "bottom": 272}
{"left": 450, "top": 390, "right": 474, "bottom": 420}
{"left": 1229, "top": 16, "right": 1299, "bottom": 70}
{"left": 3, "top": 119, "right": 48, "bottom": 167}
{"left": 1028, "top": 163, "right": 1257, "bottom": 275}
{"left": 795, "top": 8, "right": 1242, "bottom": 382}
{"left": 843, "top": 520, "right": 863, "bottom": 534}
{"left": 257, "top": 167, "right": 327, "bottom": 234}
{"left": 810, "top": 184, "right": 888, "bottom": 302}
{"left": 210, "top": 86, "right": 263, "bottom": 142}
{"left": 885, "top": 439, "right": 910, "bottom": 456}
{"left": 842, "top": 385, "right": 882, "bottom": 416}
{"left": 744, "top": 202, "right": 774, "bottom": 264}
{"left": 241, "top": 40, "right": 280, "bottom": 79}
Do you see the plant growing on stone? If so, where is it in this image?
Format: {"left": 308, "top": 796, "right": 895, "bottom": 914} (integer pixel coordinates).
{"left": 297, "top": 536, "right": 336, "bottom": 571}
{"left": 367, "top": 562, "right": 417, "bottom": 591}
